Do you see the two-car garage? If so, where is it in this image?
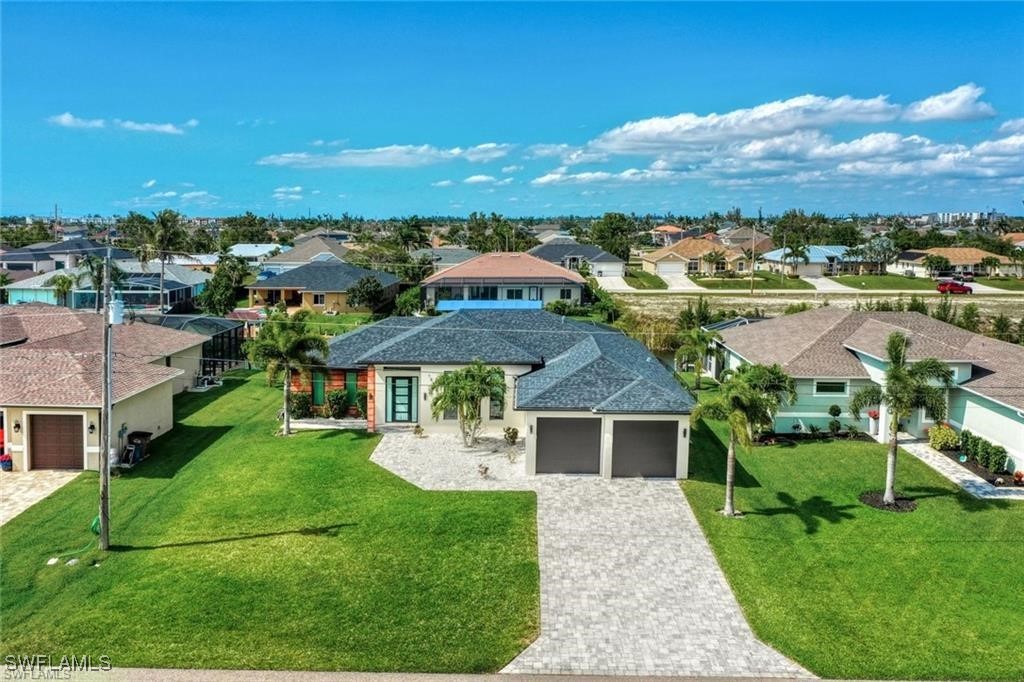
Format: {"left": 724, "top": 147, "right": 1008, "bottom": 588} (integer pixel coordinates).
{"left": 531, "top": 415, "right": 686, "bottom": 478}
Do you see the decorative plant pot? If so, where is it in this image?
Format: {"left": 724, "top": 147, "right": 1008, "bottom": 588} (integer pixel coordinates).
{"left": 0, "top": 460, "right": 13, "bottom": 472}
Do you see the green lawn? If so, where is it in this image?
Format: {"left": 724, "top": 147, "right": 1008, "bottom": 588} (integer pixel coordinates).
{"left": 684, "top": 415, "right": 1024, "bottom": 680}
{"left": 303, "top": 311, "right": 373, "bottom": 336}
{"left": 833, "top": 274, "right": 937, "bottom": 290}
{"left": 0, "top": 372, "right": 539, "bottom": 672}
{"left": 694, "top": 271, "right": 815, "bottom": 290}
{"left": 976, "top": 276, "right": 1024, "bottom": 291}
{"left": 622, "top": 267, "right": 668, "bottom": 290}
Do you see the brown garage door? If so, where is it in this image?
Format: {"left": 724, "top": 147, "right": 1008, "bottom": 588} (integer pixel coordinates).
{"left": 535, "top": 417, "right": 601, "bottom": 474}
{"left": 612, "top": 420, "right": 678, "bottom": 477}
{"left": 30, "top": 414, "right": 84, "bottom": 469}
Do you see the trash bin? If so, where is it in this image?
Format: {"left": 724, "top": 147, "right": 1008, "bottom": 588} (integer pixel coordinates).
{"left": 126, "top": 431, "right": 153, "bottom": 464}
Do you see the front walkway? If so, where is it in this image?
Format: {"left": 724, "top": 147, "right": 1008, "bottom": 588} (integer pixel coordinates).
{"left": 899, "top": 437, "right": 1024, "bottom": 500}
{"left": 371, "top": 433, "right": 811, "bottom": 678}
{"left": 0, "top": 470, "right": 81, "bottom": 526}
{"left": 662, "top": 273, "right": 707, "bottom": 291}
{"left": 802, "top": 276, "right": 856, "bottom": 292}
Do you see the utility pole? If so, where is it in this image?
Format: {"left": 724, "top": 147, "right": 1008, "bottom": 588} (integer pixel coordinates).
{"left": 100, "top": 245, "right": 112, "bottom": 550}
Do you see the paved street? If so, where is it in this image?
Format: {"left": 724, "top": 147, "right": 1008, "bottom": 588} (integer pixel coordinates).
{"left": 371, "top": 433, "right": 811, "bottom": 678}
{"left": 0, "top": 469, "right": 80, "bottom": 526}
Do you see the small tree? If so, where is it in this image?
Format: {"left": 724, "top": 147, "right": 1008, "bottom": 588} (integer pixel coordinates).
{"left": 957, "top": 303, "right": 981, "bottom": 333}
{"left": 848, "top": 332, "right": 952, "bottom": 506}
{"left": 47, "top": 273, "right": 76, "bottom": 307}
{"left": 922, "top": 254, "right": 952, "bottom": 277}
{"left": 429, "top": 360, "right": 506, "bottom": 447}
{"left": 244, "top": 309, "right": 328, "bottom": 435}
{"left": 979, "top": 256, "right": 1002, "bottom": 276}
{"left": 701, "top": 250, "right": 728, "bottom": 276}
{"left": 394, "top": 286, "right": 421, "bottom": 316}
{"left": 674, "top": 326, "right": 721, "bottom": 393}
{"left": 347, "top": 276, "right": 385, "bottom": 310}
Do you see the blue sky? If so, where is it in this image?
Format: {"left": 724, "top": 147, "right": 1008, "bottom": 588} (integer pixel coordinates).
{"left": 2, "top": 2, "right": 1022, "bottom": 218}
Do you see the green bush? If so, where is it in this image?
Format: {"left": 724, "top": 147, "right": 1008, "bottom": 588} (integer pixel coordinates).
{"left": 828, "top": 419, "right": 842, "bottom": 436}
{"left": 974, "top": 440, "right": 991, "bottom": 468}
{"left": 326, "top": 389, "right": 349, "bottom": 419}
{"left": 961, "top": 430, "right": 974, "bottom": 458}
{"left": 545, "top": 300, "right": 590, "bottom": 317}
{"left": 928, "top": 424, "right": 959, "bottom": 451}
{"left": 989, "top": 445, "right": 1008, "bottom": 473}
{"left": 828, "top": 404, "right": 842, "bottom": 418}
{"left": 503, "top": 426, "right": 519, "bottom": 446}
{"left": 355, "top": 388, "right": 369, "bottom": 418}
{"left": 289, "top": 392, "right": 312, "bottom": 419}
{"left": 846, "top": 424, "right": 862, "bottom": 439}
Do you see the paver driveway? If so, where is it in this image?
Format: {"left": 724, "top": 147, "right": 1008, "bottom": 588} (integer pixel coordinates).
{"left": 371, "top": 431, "right": 810, "bottom": 678}
{"left": 0, "top": 470, "right": 80, "bottom": 526}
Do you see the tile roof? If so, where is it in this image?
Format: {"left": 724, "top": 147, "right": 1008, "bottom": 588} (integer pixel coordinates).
{"left": 718, "top": 309, "right": 1024, "bottom": 410}
{"left": 264, "top": 237, "right": 348, "bottom": 264}
{"left": 421, "top": 252, "right": 586, "bottom": 285}
{"left": 0, "top": 239, "right": 133, "bottom": 262}
{"left": 248, "top": 260, "right": 399, "bottom": 291}
{"left": 642, "top": 237, "right": 743, "bottom": 263}
{"left": 899, "top": 247, "right": 1011, "bottom": 265}
{"left": 652, "top": 225, "right": 683, "bottom": 233}
{"left": 527, "top": 238, "right": 624, "bottom": 265}
{"left": 3, "top": 260, "right": 212, "bottom": 291}
{"left": 325, "top": 309, "right": 694, "bottom": 414}
{"left": 0, "top": 304, "right": 208, "bottom": 407}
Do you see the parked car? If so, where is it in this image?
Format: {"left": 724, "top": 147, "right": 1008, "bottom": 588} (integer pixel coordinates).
{"left": 937, "top": 280, "right": 972, "bottom": 294}
{"left": 953, "top": 272, "right": 975, "bottom": 282}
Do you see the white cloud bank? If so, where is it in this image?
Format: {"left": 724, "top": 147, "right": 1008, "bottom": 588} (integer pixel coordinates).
{"left": 257, "top": 143, "right": 512, "bottom": 169}
{"left": 902, "top": 83, "right": 996, "bottom": 122}
{"left": 48, "top": 112, "right": 199, "bottom": 134}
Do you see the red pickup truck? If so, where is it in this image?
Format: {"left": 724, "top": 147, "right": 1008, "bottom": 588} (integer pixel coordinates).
{"left": 936, "top": 280, "right": 972, "bottom": 294}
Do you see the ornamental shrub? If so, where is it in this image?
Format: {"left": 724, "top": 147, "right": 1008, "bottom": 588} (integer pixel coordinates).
{"left": 355, "top": 388, "right": 369, "bottom": 418}
{"left": 928, "top": 423, "right": 959, "bottom": 451}
{"left": 828, "top": 419, "right": 842, "bottom": 436}
{"left": 989, "top": 445, "right": 1008, "bottom": 473}
{"left": 961, "top": 430, "right": 974, "bottom": 457}
{"left": 289, "top": 392, "right": 312, "bottom": 419}
{"left": 974, "top": 439, "right": 991, "bottom": 468}
{"left": 326, "top": 389, "right": 349, "bottom": 419}
{"left": 828, "top": 404, "right": 842, "bottom": 418}
{"left": 503, "top": 426, "right": 519, "bottom": 446}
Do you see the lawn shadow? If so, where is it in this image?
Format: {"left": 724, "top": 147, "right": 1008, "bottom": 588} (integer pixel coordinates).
{"left": 119, "top": 425, "right": 232, "bottom": 479}
{"left": 306, "top": 429, "right": 378, "bottom": 442}
{"left": 687, "top": 421, "right": 761, "bottom": 489}
{"left": 109, "top": 522, "right": 357, "bottom": 552}
{"left": 901, "top": 485, "right": 1015, "bottom": 512}
{"left": 172, "top": 376, "right": 251, "bottom": 422}
{"left": 747, "top": 492, "right": 857, "bottom": 535}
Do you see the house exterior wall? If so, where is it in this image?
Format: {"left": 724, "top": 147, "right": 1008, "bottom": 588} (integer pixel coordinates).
{"left": 370, "top": 363, "right": 532, "bottom": 434}
{"left": 300, "top": 291, "right": 358, "bottom": 312}
{"left": 772, "top": 378, "right": 873, "bottom": 434}
{"left": 290, "top": 367, "right": 369, "bottom": 415}
{"left": 110, "top": 381, "right": 175, "bottom": 465}
{"left": 947, "top": 389, "right": 1024, "bottom": 472}
{"left": 6, "top": 288, "right": 58, "bottom": 305}
{"left": 523, "top": 410, "right": 691, "bottom": 479}
{"left": 423, "top": 284, "right": 581, "bottom": 306}
{"left": 150, "top": 342, "right": 204, "bottom": 394}
{"left": 590, "top": 261, "right": 624, "bottom": 277}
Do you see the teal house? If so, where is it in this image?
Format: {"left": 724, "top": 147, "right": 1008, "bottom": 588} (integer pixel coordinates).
{"left": 713, "top": 308, "right": 1024, "bottom": 472}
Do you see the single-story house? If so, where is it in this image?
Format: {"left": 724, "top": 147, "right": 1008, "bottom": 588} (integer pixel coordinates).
{"left": 228, "top": 243, "right": 288, "bottom": 266}
{"left": 712, "top": 308, "right": 1024, "bottom": 471}
{"left": 1002, "top": 232, "right": 1024, "bottom": 249}
{"left": 715, "top": 227, "right": 776, "bottom": 253}
{"left": 0, "top": 304, "right": 208, "bottom": 471}
{"left": 294, "top": 309, "right": 695, "bottom": 478}
{"left": 887, "top": 247, "right": 1015, "bottom": 278}
{"left": 135, "top": 313, "right": 246, "bottom": 376}
{"left": 421, "top": 252, "right": 586, "bottom": 311}
{"left": 3, "top": 260, "right": 212, "bottom": 313}
{"left": 527, "top": 237, "right": 625, "bottom": 277}
{"left": 247, "top": 260, "right": 400, "bottom": 312}
{"left": 293, "top": 227, "right": 353, "bottom": 244}
{"left": 409, "top": 246, "right": 481, "bottom": 273}
{"left": 0, "top": 239, "right": 133, "bottom": 274}
{"left": 260, "top": 236, "right": 350, "bottom": 275}
{"left": 167, "top": 254, "right": 220, "bottom": 271}
{"left": 650, "top": 224, "right": 684, "bottom": 246}
{"left": 641, "top": 237, "right": 745, "bottom": 277}
{"left": 760, "top": 245, "right": 871, "bottom": 277}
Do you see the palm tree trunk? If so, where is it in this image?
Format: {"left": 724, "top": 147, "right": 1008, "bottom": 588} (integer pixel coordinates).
{"left": 884, "top": 417, "right": 899, "bottom": 505}
{"left": 723, "top": 429, "right": 737, "bottom": 516}
{"left": 694, "top": 363, "right": 702, "bottom": 393}
{"left": 283, "top": 374, "right": 292, "bottom": 436}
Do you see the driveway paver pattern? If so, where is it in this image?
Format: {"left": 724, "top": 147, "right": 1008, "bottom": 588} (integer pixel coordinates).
{"left": 371, "top": 432, "right": 812, "bottom": 678}
{"left": 0, "top": 470, "right": 80, "bottom": 526}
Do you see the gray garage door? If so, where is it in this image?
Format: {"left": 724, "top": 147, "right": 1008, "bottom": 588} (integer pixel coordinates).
{"left": 657, "top": 262, "right": 686, "bottom": 275}
{"left": 536, "top": 417, "right": 601, "bottom": 474}
{"left": 612, "top": 420, "right": 678, "bottom": 477}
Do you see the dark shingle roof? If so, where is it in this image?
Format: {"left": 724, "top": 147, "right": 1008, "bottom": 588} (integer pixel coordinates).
{"left": 0, "top": 239, "right": 133, "bottom": 262}
{"left": 527, "top": 238, "right": 624, "bottom": 265}
{"left": 325, "top": 309, "right": 694, "bottom": 414}
{"left": 248, "top": 260, "right": 399, "bottom": 291}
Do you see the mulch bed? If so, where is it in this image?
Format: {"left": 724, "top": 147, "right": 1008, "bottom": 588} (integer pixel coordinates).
{"left": 859, "top": 491, "right": 918, "bottom": 512}
{"left": 936, "top": 449, "right": 1018, "bottom": 487}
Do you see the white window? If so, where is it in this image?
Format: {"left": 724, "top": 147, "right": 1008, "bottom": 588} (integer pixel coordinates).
{"left": 528, "top": 287, "right": 540, "bottom": 300}
{"left": 312, "top": 293, "right": 326, "bottom": 306}
{"left": 814, "top": 381, "right": 848, "bottom": 396}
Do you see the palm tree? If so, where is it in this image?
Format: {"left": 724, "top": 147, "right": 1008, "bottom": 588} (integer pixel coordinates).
{"left": 674, "top": 326, "right": 721, "bottom": 393}
{"left": 244, "top": 309, "right": 329, "bottom": 436}
{"left": 132, "top": 209, "right": 187, "bottom": 311}
{"left": 979, "top": 256, "right": 1002, "bottom": 276}
{"left": 784, "top": 243, "right": 811, "bottom": 280}
{"left": 922, "top": 254, "right": 951, "bottom": 278}
{"left": 395, "top": 216, "right": 431, "bottom": 252}
{"left": 430, "top": 359, "right": 506, "bottom": 447}
{"left": 848, "top": 332, "right": 952, "bottom": 505}
{"left": 693, "top": 364, "right": 795, "bottom": 516}
{"left": 77, "top": 256, "right": 126, "bottom": 312}
{"left": 47, "top": 273, "right": 76, "bottom": 307}
{"left": 701, "top": 249, "right": 728, "bottom": 277}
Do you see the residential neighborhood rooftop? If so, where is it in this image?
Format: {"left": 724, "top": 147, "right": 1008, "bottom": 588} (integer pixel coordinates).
{"left": 263, "top": 236, "right": 349, "bottom": 264}
{"left": 527, "top": 237, "right": 624, "bottom": 264}
{"left": 422, "top": 252, "right": 587, "bottom": 284}
{"left": 248, "top": 260, "right": 399, "bottom": 291}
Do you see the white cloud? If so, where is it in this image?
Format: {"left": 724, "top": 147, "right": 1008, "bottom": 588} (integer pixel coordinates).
{"left": 148, "top": 191, "right": 178, "bottom": 198}
{"left": 902, "top": 83, "right": 996, "bottom": 122}
{"left": 115, "top": 119, "right": 192, "bottom": 135}
{"left": 257, "top": 142, "right": 511, "bottom": 169}
{"left": 997, "top": 118, "right": 1024, "bottom": 135}
{"left": 531, "top": 167, "right": 683, "bottom": 186}
{"left": 184, "top": 118, "right": 199, "bottom": 128}
{"left": 48, "top": 112, "right": 105, "bottom": 129}
{"left": 273, "top": 192, "right": 303, "bottom": 201}
{"left": 495, "top": 177, "right": 514, "bottom": 186}
{"left": 525, "top": 144, "right": 607, "bottom": 165}
{"left": 501, "top": 165, "right": 523, "bottom": 173}
{"left": 464, "top": 174, "right": 497, "bottom": 184}
{"left": 180, "top": 190, "right": 218, "bottom": 203}
{"left": 142, "top": 179, "right": 157, "bottom": 188}
{"left": 273, "top": 185, "right": 303, "bottom": 193}
{"left": 431, "top": 179, "right": 455, "bottom": 187}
